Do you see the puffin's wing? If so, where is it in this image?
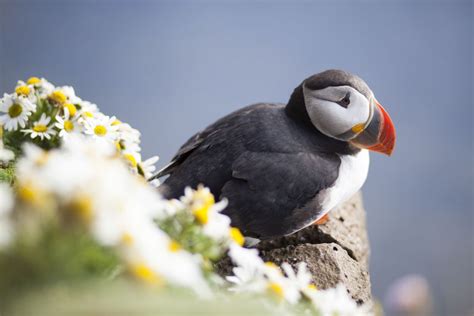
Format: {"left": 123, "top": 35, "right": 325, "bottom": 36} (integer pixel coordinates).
{"left": 221, "top": 151, "right": 340, "bottom": 239}
{"left": 150, "top": 133, "right": 203, "bottom": 179}
{"left": 151, "top": 103, "right": 271, "bottom": 180}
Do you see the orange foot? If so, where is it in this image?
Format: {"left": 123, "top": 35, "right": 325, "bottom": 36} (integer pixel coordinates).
{"left": 313, "top": 213, "right": 329, "bottom": 225}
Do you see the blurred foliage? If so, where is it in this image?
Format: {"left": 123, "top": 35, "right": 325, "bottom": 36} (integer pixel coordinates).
{"left": 0, "top": 221, "right": 120, "bottom": 304}
{"left": 0, "top": 165, "right": 15, "bottom": 184}
{"left": 158, "top": 209, "right": 226, "bottom": 262}
{"left": 4, "top": 281, "right": 279, "bottom": 316}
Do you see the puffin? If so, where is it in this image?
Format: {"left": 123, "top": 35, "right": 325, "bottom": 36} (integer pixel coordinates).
{"left": 152, "top": 69, "right": 395, "bottom": 240}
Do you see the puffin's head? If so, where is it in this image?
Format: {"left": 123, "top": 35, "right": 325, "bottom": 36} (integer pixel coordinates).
{"left": 286, "top": 69, "right": 396, "bottom": 155}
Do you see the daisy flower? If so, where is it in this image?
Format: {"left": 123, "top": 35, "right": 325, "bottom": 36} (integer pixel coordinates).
{"left": 78, "top": 100, "right": 100, "bottom": 119}
{"left": 262, "top": 262, "right": 301, "bottom": 304}
{"left": 62, "top": 103, "right": 78, "bottom": 118}
{"left": 227, "top": 244, "right": 268, "bottom": 293}
{"left": 49, "top": 89, "right": 68, "bottom": 105}
{"left": 115, "top": 122, "right": 141, "bottom": 154}
{"left": 55, "top": 108, "right": 81, "bottom": 139}
{"left": 307, "top": 284, "right": 368, "bottom": 316}
{"left": 281, "top": 262, "right": 316, "bottom": 300}
{"left": 14, "top": 84, "right": 33, "bottom": 99}
{"left": 59, "top": 86, "right": 82, "bottom": 104}
{"left": 181, "top": 186, "right": 231, "bottom": 241}
{"left": 117, "top": 122, "right": 141, "bottom": 144}
{"left": 49, "top": 86, "right": 82, "bottom": 106}
{"left": 83, "top": 115, "right": 119, "bottom": 142}
{"left": 22, "top": 113, "right": 56, "bottom": 140}
{"left": 0, "top": 93, "right": 35, "bottom": 131}
{"left": 121, "top": 150, "right": 141, "bottom": 172}
{"left": 26, "top": 77, "right": 55, "bottom": 98}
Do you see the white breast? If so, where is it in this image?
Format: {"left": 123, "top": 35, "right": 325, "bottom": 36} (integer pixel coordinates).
{"left": 317, "top": 149, "right": 370, "bottom": 219}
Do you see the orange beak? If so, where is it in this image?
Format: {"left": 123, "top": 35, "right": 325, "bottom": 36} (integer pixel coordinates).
{"left": 350, "top": 99, "right": 396, "bottom": 156}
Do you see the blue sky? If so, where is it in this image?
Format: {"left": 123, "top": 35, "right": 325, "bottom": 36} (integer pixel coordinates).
{"left": 1, "top": 0, "right": 472, "bottom": 314}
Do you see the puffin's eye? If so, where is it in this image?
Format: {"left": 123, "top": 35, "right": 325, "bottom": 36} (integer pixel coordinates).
{"left": 337, "top": 93, "right": 351, "bottom": 108}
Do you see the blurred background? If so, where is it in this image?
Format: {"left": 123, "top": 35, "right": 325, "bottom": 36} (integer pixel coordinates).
{"left": 1, "top": 0, "right": 472, "bottom": 314}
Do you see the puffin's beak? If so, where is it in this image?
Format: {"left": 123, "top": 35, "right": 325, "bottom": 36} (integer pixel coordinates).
{"left": 350, "top": 99, "right": 396, "bottom": 156}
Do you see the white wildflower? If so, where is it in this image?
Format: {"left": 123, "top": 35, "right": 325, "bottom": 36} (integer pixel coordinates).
{"left": 281, "top": 262, "right": 315, "bottom": 297}
{"left": 227, "top": 245, "right": 268, "bottom": 293}
{"left": 308, "top": 284, "right": 369, "bottom": 316}
{"left": 55, "top": 108, "right": 81, "bottom": 139}
{"left": 115, "top": 122, "right": 141, "bottom": 154}
{"left": 25, "top": 77, "right": 55, "bottom": 98}
{"left": 117, "top": 122, "right": 141, "bottom": 144}
{"left": 78, "top": 100, "right": 100, "bottom": 119}
{"left": 22, "top": 113, "right": 56, "bottom": 140}
{"left": 58, "top": 86, "right": 82, "bottom": 104}
{"left": 14, "top": 81, "right": 38, "bottom": 104}
{"left": 83, "top": 115, "right": 119, "bottom": 142}
{"left": 202, "top": 203, "right": 230, "bottom": 240}
{"left": 181, "top": 186, "right": 230, "bottom": 241}
{"left": 0, "top": 93, "right": 35, "bottom": 131}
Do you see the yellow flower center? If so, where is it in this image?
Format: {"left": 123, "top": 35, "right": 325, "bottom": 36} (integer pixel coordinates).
{"left": 121, "top": 233, "right": 134, "bottom": 246}
{"left": 33, "top": 124, "right": 48, "bottom": 133}
{"left": 168, "top": 240, "right": 182, "bottom": 252}
{"left": 229, "top": 227, "right": 245, "bottom": 246}
{"left": 64, "top": 120, "right": 74, "bottom": 132}
{"left": 307, "top": 284, "right": 318, "bottom": 291}
{"left": 35, "top": 152, "right": 49, "bottom": 166}
{"left": 268, "top": 282, "right": 284, "bottom": 299}
{"left": 70, "top": 196, "right": 93, "bottom": 222}
{"left": 94, "top": 125, "right": 107, "bottom": 136}
{"left": 27, "top": 77, "right": 41, "bottom": 85}
{"left": 123, "top": 153, "right": 137, "bottom": 168}
{"left": 15, "top": 85, "right": 30, "bottom": 96}
{"left": 50, "top": 90, "right": 67, "bottom": 104}
{"left": 265, "top": 262, "right": 278, "bottom": 269}
{"left": 8, "top": 103, "right": 23, "bottom": 118}
{"left": 17, "top": 184, "right": 38, "bottom": 204}
{"left": 17, "top": 183, "right": 48, "bottom": 207}
{"left": 112, "top": 119, "right": 122, "bottom": 126}
{"left": 193, "top": 205, "right": 210, "bottom": 224}
{"left": 131, "top": 263, "right": 161, "bottom": 285}
{"left": 192, "top": 187, "right": 216, "bottom": 224}
{"left": 64, "top": 103, "right": 77, "bottom": 116}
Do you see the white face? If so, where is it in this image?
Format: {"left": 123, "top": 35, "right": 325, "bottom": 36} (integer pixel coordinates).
{"left": 302, "top": 84, "right": 373, "bottom": 141}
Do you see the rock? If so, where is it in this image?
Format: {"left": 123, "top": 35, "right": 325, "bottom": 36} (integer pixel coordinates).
{"left": 259, "top": 243, "right": 371, "bottom": 305}
{"left": 217, "top": 192, "right": 372, "bottom": 305}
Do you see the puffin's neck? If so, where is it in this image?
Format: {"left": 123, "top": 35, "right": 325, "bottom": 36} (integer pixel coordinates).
{"left": 285, "top": 84, "right": 314, "bottom": 128}
{"left": 284, "top": 84, "right": 361, "bottom": 156}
